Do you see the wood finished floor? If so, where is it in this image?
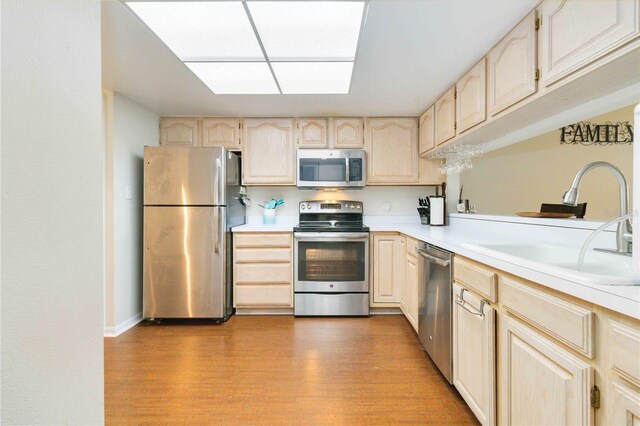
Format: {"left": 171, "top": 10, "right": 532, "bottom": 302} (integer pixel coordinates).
{"left": 105, "top": 315, "right": 478, "bottom": 425}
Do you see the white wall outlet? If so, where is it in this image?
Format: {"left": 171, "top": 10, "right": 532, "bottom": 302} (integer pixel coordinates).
{"left": 125, "top": 186, "right": 133, "bottom": 200}
{"left": 382, "top": 202, "right": 391, "bottom": 212}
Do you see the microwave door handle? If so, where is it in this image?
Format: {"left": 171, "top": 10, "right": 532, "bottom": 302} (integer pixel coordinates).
{"left": 345, "top": 158, "right": 350, "bottom": 182}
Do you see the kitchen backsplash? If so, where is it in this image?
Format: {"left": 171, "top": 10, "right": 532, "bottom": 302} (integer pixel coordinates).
{"left": 246, "top": 186, "right": 437, "bottom": 217}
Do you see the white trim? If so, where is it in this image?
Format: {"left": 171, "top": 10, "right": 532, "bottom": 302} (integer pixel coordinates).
{"left": 104, "top": 312, "right": 143, "bottom": 337}
{"left": 369, "top": 308, "right": 402, "bottom": 315}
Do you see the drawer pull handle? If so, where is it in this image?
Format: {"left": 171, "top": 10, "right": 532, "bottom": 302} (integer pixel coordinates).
{"left": 455, "top": 288, "right": 487, "bottom": 318}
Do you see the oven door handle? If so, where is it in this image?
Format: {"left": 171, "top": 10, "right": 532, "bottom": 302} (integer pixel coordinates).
{"left": 294, "top": 232, "right": 369, "bottom": 241}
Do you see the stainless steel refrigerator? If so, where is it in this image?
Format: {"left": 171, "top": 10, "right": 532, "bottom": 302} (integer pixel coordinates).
{"left": 143, "top": 146, "right": 245, "bottom": 320}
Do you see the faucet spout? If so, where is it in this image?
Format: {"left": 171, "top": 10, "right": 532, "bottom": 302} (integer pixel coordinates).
{"left": 563, "top": 161, "right": 632, "bottom": 255}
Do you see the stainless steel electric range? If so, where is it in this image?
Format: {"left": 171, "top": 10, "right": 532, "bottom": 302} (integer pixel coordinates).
{"left": 293, "top": 201, "right": 370, "bottom": 316}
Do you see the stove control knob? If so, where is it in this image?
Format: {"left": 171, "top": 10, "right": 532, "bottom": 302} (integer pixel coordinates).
{"left": 306, "top": 203, "right": 312, "bottom": 209}
{"left": 356, "top": 205, "right": 361, "bottom": 209}
{"left": 301, "top": 204, "right": 306, "bottom": 210}
{"left": 350, "top": 204, "right": 355, "bottom": 209}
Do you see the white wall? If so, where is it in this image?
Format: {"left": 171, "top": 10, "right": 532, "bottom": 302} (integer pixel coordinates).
{"left": 1, "top": 1, "right": 104, "bottom": 424}
{"left": 460, "top": 105, "right": 635, "bottom": 220}
{"left": 246, "top": 186, "right": 437, "bottom": 217}
{"left": 104, "top": 92, "right": 159, "bottom": 336}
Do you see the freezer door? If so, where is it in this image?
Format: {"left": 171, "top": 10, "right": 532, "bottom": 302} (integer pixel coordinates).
{"left": 144, "top": 206, "right": 226, "bottom": 318}
{"left": 144, "top": 146, "right": 226, "bottom": 206}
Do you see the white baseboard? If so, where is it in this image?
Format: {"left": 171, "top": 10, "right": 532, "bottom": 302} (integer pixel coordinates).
{"left": 104, "top": 312, "right": 143, "bottom": 337}
{"left": 369, "top": 307, "right": 403, "bottom": 315}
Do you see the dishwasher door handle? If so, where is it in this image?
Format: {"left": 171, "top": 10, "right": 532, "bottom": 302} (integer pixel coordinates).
{"left": 415, "top": 247, "right": 451, "bottom": 267}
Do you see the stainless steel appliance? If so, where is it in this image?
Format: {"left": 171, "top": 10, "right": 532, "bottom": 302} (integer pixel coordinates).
{"left": 297, "top": 149, "right": 366, "bottom": 189}
{"left": 294, "top": 201, "right": 369, "bottom": 316}
{"left": 416, "top": 242, "right": 453, "bottom": 383}
{"left": 143, "top": 146, "right": 245, "bottom": 321}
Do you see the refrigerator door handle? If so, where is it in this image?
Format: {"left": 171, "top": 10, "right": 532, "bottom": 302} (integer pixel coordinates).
{"left": 218, "top": 208, "right": 223, "bottom": 254}
{"left": 213, "top": 208, "right": 219, "bottom": 254}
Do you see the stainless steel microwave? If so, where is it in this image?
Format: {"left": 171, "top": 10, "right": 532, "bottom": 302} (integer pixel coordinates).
{"left": 297, "top": 149, "right": 366, "bottom": 189}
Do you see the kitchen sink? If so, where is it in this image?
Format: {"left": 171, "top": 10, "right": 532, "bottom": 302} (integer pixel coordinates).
{"left": 462, "top": 243, "right": 639, "bottom": 286}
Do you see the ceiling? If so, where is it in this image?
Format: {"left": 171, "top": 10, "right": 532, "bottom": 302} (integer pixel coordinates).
{"left": 102, "top": 0, "right": 537, "bottom": 117}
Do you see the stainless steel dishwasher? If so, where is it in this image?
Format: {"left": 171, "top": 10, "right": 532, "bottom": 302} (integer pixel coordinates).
{"left": 415, "top": 242, "right": 453, "bottom": 384}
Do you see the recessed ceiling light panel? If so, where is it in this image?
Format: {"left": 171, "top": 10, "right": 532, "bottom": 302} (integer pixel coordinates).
{"left": 185, "top": 62, "right": 279, "bottom": 94}
{"left": 126, "top": 1, "right": 265, "bottom": 61}
{"left": 272, "top": 62, "right": 354, "bottom": 94}
{"left": 247, "top": 1, "right": 365, "bottom": 61}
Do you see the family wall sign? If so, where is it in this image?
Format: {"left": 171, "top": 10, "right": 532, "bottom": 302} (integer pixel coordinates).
{"left": 560, "top": 121, "right": 634, "bottom": 145}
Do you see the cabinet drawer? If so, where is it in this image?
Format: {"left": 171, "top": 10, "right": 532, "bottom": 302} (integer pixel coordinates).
{"left": 500, "top": 276, "right": 594, "bottom": 358}
{"left": 235, "top": 285, "right": 292, "bottom": 307}
{"left": 234, "top": 233, "right": 291, "bottom": 248}
{"left": 406, "top": 237, "right": 420, "bottom": 258}
{"left": 610, "top": 319, "right": 640, "bottom": 387}
{"left": 454, "top": 257, "right": 498, "bottom": 302}
{"left": 235, "top": 263, "right": 292, "bottom": 285}
{"left": 235, "top": 248, "right": 291, "bottom": 263}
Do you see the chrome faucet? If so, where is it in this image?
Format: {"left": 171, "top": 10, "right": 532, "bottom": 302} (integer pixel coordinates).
{"left": 563, "top": 161, "right": 632, "bottom": 256}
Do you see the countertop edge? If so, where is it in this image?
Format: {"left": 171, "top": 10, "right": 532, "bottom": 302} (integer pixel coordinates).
{"left": 232, "top": 221, "right": 640, "bottom": 320}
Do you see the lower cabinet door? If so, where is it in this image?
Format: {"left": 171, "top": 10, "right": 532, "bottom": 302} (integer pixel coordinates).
{"left": 405, "top": 253, "right": 419, "bottom": 332}
{"left": 452, "top": 283, "right": 496, "bottom": 425}
{"left": 499, "top": 314, "right": 594, "bottom": 425}
{"left": 612, "top": 380, "right": 640, "bottom": 425}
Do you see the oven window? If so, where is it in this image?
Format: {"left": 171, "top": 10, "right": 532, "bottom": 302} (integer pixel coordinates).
{"left": 299, "top": 158, "right": 346, "bottom": 182}
{"left": 298, "top": 241, "right": 365, "bottom": 282}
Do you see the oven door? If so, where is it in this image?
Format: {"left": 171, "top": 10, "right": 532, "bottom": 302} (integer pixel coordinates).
{"left": 294, "top": 232, "right": 369, "bottom": 292}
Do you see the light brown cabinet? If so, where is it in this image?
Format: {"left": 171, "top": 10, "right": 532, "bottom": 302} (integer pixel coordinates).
{"left": 233, "top": 232, "right": 293, "bottom": 309}
{"left": 611, "top": 380, "right": 640, "bottom": 426}
{"left": 371, "top": 233, "right": 405, "bottom": 305}
{"left": 487, "top": 10, "right": 537, "bottom": 116}
{"left": 296, "top": 118, "right": 327, "bottom": 148}
{"left": 200, "top": 118, "right": 241, "bottom": 150}
{"left": 160, "top": 117, "right": 199, "bottom": 147}
{"left": 242, "top": 118, "right": 295, "bottom": 185}
{"left": 331, "top": 118, "right": 364, "bottom": 148}
{"left": 499, "top": 314, "right": 593, "bottom": 425}
{"left": 365, "top": 118, "right": 418, "bottom": 184}
{"left": 403, "top": 239, "right": 419, "bottom": 332}
{"left": 456, "top": 59, "right": 486, "bottom": 134}
{"left": 434, "top": 87, "right": 456, "bottom": 145}
{"left": 453, "top": 283, "right": 496, "bottom": 426}
{"left": 419, "top": 106, "right": 435, "bottom": 155}
{"left": 540, "top": 0, "right": 640, "bottom": 86}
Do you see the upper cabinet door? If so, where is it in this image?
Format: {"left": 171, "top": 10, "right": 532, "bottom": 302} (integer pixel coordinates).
{"left": 160, "top": 117, "right": 199, "bottom": 146}
{"left": 419, "top": 106, "right": 435, "bottom": 155}
{"left": 499, "top": 314, "right": 594, "bottom": 426}
{"left": 200, "top": 118, "right": 241, "bottom": 150}
{"left": 242, "top": 118, "right": 295, "bottom": 185}
{"left": 456, "top": 58, "right": 487, "bottom": 134}
{"left": 487, "top": 11, "right": 537, "bottom": 116}
{"left": 540, "top": 0, "right": 640, "bottom": 86}
{"left": 296, "top": 118, "right": 328, "bottom": 149}
{"left": 434, "top": 87, "right": 456, "bottom": 146}
{"left": 365, "top": 118, "right": 419, "bottom": 184}
{"left": 331, "top": 118, "right": 364, "bottom": 148}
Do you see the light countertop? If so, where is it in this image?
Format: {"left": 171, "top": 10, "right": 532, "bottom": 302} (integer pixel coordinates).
{"left": 233, "top": 214, "right": 640, "bottom": 319}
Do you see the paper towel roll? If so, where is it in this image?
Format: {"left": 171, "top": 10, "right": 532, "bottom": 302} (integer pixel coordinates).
{"left": 429, "top": 196, "right": 445, "bottom": 226}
